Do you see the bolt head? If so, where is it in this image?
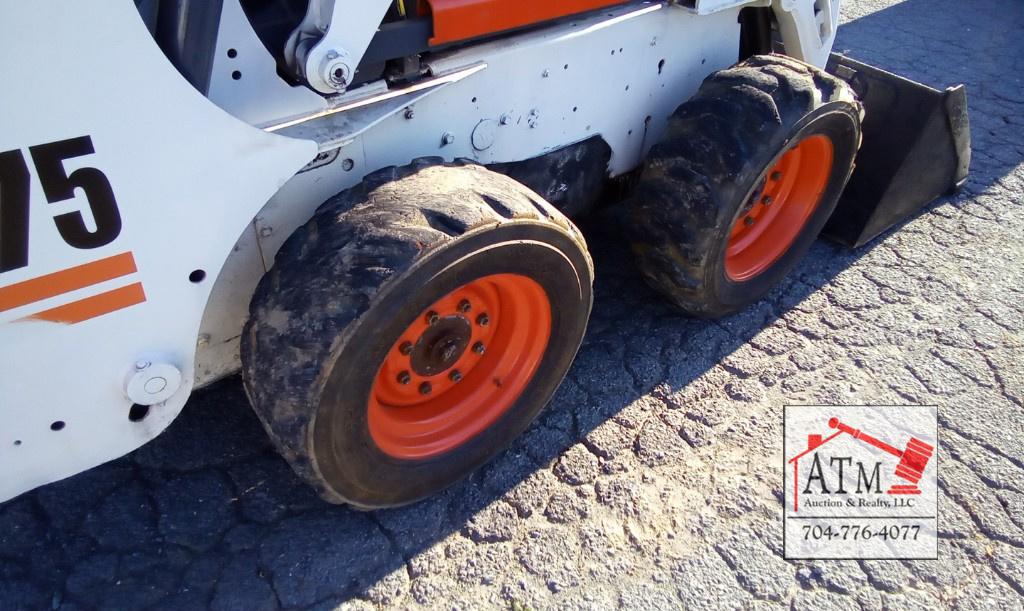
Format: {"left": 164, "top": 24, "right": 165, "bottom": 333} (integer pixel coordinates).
{"left": 449, "top": 370, "right": 462, "bottom": 382}
{"left": 397, "top": 371, "right": 411, "bottom": 385}
{"left": 399, "top": 341, "right": 413, "bottom": 355}
{"left": 762, "top": 195, "right": 773, "bottom": 206}
{"left": 771, "top": 171, "right": 783, "bottom": 181}
{"left": 744, "top": 216, "right": 755, "bottom": 226}
{"left": 476, "top": 313, "right": 489, "bottom": 327}
{"left": 426, "top": 311, "right": 440, "bottom": 325}
{"left": 442, "top": 132, "right": 455, "bottom": 145}
{"left": 457, "top": 299, "right": 471, "bottom": 313}
{"left": 404, "top": 107, "right": 415, "bottom": 119}
{"left": 472, "top": 342, "right": 485, "bottom": 355}
{"left": 321, "top": 52, "right": 352, "bottom": 90}
{"left": 125, "top": 361, "right": 181, "bottom": 406}
{"left": 419, "top": 381, "right": 432, "bottom": 395}
{"left": 499, "top": 114, "right": 511, "bottom": 125}
{"left": 542, "top": 69, "right": 550, "bottom": 77}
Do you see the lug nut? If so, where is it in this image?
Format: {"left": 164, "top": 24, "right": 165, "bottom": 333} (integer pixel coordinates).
{"left": 399, "top": 341, "right": 413, "bottom": 355}
{"left": 419, "top": 382, "right": 432, "bottom": 395}
{"left": 472, "top": 342, "right": 485, "bottom": 355}
{"left": 744, "top": 216, "right": 755, "bottom": 226}
{"left": 771, "top": 171, "right": 782, "bottom": 181}
{"left": 426, "top": 310, "right": 440, "bottom": 325}
{"left": 476, "top": 313, "right": 490, "bottom": 327}
{"left": 397, "top": 371, "right": 411, "bottom": 385}
{"left": 458, "top": 299, "right": 471, "bottom": 313}
{"left": 762, "top": 195, "right": 773, "bottom": 206}
{"left": 449, "top": 369, "right": 463, "bottom": 382}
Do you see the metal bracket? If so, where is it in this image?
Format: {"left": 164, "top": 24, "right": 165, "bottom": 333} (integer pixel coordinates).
{"left": 773, "top": 0, "right": 839, "bottom": 68}
{"left": 284, "top": 0, "right": 394, "bottom": 94}
{"left": 265, "top": 62, "right": 488, "bottom": 150}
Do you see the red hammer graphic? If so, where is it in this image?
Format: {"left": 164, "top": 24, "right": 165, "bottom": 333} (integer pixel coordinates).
{"left": 828, "top": 417, "right": 934, "bottom": 495}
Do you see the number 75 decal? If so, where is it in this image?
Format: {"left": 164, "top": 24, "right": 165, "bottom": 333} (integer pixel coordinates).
{"left": 1, "top": 135, "right": 122, "bottom": 273}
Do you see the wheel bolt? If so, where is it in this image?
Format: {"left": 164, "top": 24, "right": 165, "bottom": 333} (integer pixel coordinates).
{"left": 397, "top": 371, "right": 411, "bottom": 385}
{"left": 449, "top": 369, "right": 463, "bottom": 382}
{"left": 771, "top": 171, "right": 782, "bottom": 181}
{"left": 744, "top": 216, "right": 755, "bottom": 226}
{"left": 476, "top": 313, "right": 490, "bottom": 327}
{"left": 762, "top": 195, "right": 773, "bottom": 206}
{"left": 457, "top": 299, "right": 471, "bottom": 313}
{"left": 472, "top": 341, "right": 485, "bottom": 355}
{"left": 426, "top": 310, "right": 440, "bottom": 325}
{"left": 419, "top": 382, "right": 432, "bottom": 395}
{"left": 399, "top": 341, "right": 413, "bottom": 355}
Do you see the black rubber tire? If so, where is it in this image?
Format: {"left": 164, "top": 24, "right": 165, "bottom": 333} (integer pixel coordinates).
{"left": 241, "top": 159, "right": 593, "bottom": 509}
{"left": 627, "top": 54, "right": 863, "bottom": 317}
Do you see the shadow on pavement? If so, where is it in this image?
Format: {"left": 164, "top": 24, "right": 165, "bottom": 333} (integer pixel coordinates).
{"left": 1, "top": 0, "right": 1021, "bottom": 608}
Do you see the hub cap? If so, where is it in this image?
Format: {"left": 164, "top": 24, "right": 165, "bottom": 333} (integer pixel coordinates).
{"left": 368, "top": 273, "right": 552, "bottom": 459}
{"left": 724, "top": 134, "right": 835, "bottom": 281}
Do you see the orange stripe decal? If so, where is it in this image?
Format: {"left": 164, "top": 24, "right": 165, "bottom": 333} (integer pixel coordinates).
{"left": 28, "top": 282, "right": 146, "bottom": 324}
{"left": 0, "top": 252, "right": 137, "bottom": 313}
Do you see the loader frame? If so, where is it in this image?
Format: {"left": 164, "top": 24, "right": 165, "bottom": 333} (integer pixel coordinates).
{"left": 5, "top": 0, "right": 951, "bottom": 503}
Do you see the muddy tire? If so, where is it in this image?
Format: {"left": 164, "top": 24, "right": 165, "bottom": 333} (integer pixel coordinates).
{"left": 627, "top": 54, "right": 862, "bottom": 317}
{"left": 241, "top": 160, "right": 593, "bottom": 509}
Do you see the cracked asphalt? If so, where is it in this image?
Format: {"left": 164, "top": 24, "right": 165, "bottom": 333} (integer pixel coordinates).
{"left": 3, "top": 0, "right": 1023, "bottom": 608}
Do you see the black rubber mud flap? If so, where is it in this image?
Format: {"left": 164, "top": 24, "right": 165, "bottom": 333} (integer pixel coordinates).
{"left": 823, "top": 53, "right": 971, "bottom": 248}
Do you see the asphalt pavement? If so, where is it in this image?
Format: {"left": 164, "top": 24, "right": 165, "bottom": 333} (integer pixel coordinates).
{"left": 2, "top": 0, "right": 1023, "bottom": 608}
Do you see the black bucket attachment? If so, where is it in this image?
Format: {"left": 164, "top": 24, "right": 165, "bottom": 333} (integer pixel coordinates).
{"left": 822, "top": 53, "right": 971, "bottom": 248}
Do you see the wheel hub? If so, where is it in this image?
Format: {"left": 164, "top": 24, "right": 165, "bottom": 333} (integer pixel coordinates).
{"left": 410, "top": 316, "right": 471, "bottom": 376}
{"left": 367, "top": 273, "right": 552, "bottom": 459}
{"left": 724, "top": 134, "right": 835, "bottom": 282}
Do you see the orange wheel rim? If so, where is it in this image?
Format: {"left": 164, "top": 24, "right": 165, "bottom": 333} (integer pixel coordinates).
{"left": 724, "top": 134, "right": 835, "bottom": 282}
{"left": 368, "top": 273, "right": 552, "bottom": 459}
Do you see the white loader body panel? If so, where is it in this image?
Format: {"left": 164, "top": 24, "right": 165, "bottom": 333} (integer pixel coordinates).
{"left": 0, "top": 3, "right": 315, "bottom": 500}
{"left": 0, "top": 0, "right": 837, "bottom": 501}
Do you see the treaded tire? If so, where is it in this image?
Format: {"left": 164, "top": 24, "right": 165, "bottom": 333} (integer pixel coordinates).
{"left": 241, "top": 159, "right": 593, "bottom": 509}
{"left": 628, "top": 54, "right": 862, "bottom": 317}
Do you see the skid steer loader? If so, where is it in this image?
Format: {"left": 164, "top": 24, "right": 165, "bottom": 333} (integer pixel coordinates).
{"left": 0, "top": 0, "right": 969, "bottom": 507}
